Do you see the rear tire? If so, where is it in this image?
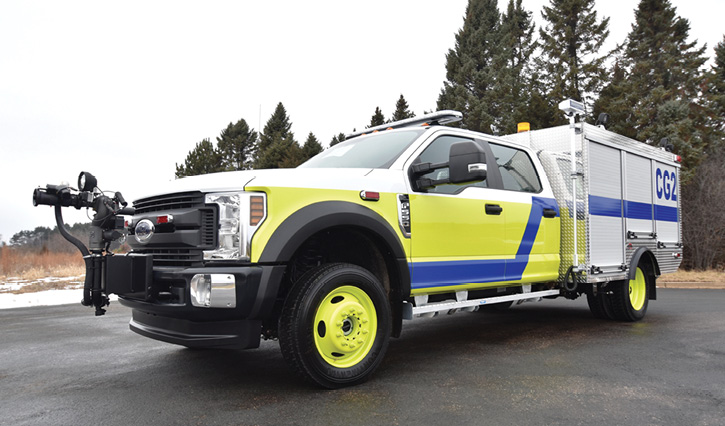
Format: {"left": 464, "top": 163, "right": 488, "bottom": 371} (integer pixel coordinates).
{"left": 278, "top": 263, "right": 391, "bottom": 389}
{"left": 586, "top": 288, "right": 616, "bottom": 320}
{"left": 611, "top": 266, "right": 650, "bottom": 322}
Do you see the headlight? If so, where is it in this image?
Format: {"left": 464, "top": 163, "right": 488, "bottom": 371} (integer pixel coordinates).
{"left": 203, "top": 192, "right": 266, "bottom": 261}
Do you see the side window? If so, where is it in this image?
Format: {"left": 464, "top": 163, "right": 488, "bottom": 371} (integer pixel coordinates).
{"left": 489, "top": 143, "right": 542, "bottom": 193}
{"left": 414, "top": 135, "right": 487, "bottom": 194}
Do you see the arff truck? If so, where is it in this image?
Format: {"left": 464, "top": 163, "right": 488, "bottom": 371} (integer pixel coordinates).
{"left": 32, "top": 99, "right": 683, "bottom": 388}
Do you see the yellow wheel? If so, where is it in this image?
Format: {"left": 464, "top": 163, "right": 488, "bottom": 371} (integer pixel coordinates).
{"left": 629, "top": 267, "right": 647, "bottom": 311}
{"left": 279, "top": 263, "right": 391, "bottom": 388}
{"left": 313, "top": 285, "right": 377, "bottom": 368}
{"left": 612, "top": 265, "right": 651, "bottom": 321}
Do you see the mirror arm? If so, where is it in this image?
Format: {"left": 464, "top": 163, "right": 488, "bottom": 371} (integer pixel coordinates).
{"left": 411, "top": 161, "right": 449, "bottom": 176}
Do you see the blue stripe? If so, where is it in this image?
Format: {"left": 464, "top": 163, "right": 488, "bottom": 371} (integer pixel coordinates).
{"left": 655, "top": 204, "right": 678, "bottom": 222}
{"left": 505, "top": 196, "right": 558, "bottom": 280}
{"left": 589, "top": 195, "right": 677, "bottom": 222}
{"left": 411, "top": 196, "right": 558, "bottom": 289}
{"left": 589, "top": 195, "right": 622, "bottom": 218}
{"left": 623, "top": 200, "right": 652, "bottom": 220}
{"left": 410, "top": 259, "right": 507, "bottom": 289}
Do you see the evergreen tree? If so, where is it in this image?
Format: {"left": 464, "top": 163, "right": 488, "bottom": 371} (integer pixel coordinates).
{"left": 391, "top": 95, "right": 415, "bottom": 122}
{"left": 705, "top": 36, "right": 725, "bottom": 137}
{"left": 175, "top": 138, "right": 221, "bottom": 178}
{"left": 369, "top": 107, "right": 386, "bottom": 127}
{"left": 255, "top": 102, "right": 301, "bottom": 169}
{"left": 257, "top": 103, "right": 294, "bottom": 158}
{"left": 497, "top": 0, "right": 538, "bottom": 133}
{"left": 537, "top": 0, "right": 610, "bottom": 112}
{"left": 329, "top": 133, "right": 346, "bottom": 147}
{"left": 594, "top": 0, "right": 708, "bottom": 181}
{"left": 437, "top": 0, "right": 502, "bottom": 133}
{"left": 216, "top": 118, "right": 258, "bottom": 171}
{"left": 255, "top": 134, "right": 305, "bottom": 169}
{"left": 302, "top": 132, "right": 323, "bottom": 159}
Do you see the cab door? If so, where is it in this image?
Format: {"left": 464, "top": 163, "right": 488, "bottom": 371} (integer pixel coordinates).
{"left": 407, "top": 134, "right": 508, "bottom": 294}
{"left": 486, "top": 141, "right": 560, "bottom": 283}
{"left": 407, "top": 135, "right": 560, "bottom": 294}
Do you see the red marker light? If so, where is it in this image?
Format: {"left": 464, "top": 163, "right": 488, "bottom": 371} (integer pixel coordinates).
{"left": 156, "top": 215, "right": 173, "bottom": 224}
{"left": 675, "top": 155, "right": 681, "bottom": 163}
{"left": 359, "top": 191, "right": 380, "bottom": 201}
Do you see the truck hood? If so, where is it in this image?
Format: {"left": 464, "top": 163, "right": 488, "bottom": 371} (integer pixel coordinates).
{"left": 134, "top": 168, "right": 407, "bottom": 200}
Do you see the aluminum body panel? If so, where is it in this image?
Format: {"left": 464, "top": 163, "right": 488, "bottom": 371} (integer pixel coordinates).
{"left": 503, "top": 123, "right": 683, "bottom": 282}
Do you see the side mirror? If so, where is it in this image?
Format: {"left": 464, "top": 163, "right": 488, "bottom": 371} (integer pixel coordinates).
{"left": 412, "top": 141, "right": 487, "bottom": 190}
{"left": 448, "top": 141, "right": 487, "bottom": 183}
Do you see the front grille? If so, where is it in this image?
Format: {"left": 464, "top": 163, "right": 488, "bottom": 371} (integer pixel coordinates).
{"left": 131, "top": 191, "right": 216, "bottom": 268}
{"left": 141, "top": 249, "right": 203, "bottom": 267}
{"left": 201, "top": 209, "right": 216, "bottom": 246}
{"left": 134, "top": 191, "right": 205, "bottom": 214}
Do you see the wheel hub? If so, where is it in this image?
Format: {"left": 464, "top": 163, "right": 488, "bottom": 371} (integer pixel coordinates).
{"left": 313, "top": 285, "right": 377, "bottom": 368}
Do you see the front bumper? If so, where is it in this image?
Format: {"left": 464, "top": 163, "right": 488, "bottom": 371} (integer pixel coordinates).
{"left": 113, "top": 260, "right": 286, "bottom": 349}
{"left": 128, "top": 309, "right": 262, "bottom": 349}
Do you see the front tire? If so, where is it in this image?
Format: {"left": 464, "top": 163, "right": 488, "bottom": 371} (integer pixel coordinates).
{"left": 279, "top": 263, "right": 391, "bottom": 388}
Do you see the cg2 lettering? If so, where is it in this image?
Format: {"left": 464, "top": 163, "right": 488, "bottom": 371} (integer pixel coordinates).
{"left": 656, "top": 168, "right": 677, "bottom": 201}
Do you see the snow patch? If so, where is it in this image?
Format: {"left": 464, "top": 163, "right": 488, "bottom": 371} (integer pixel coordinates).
{"left": 0, "top": 276, "right": 116, "bottom": 310}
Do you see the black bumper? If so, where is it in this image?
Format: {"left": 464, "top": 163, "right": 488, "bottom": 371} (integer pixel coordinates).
{"left": 115, "top": 262, "right": 286, "bottom": 349}
{"left": 129, "top": 309, "right": 262, "bottom": 349}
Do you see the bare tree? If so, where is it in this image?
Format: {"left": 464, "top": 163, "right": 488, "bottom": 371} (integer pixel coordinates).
{"left": 682, "top": 147, "right": 725, "bottom": 269}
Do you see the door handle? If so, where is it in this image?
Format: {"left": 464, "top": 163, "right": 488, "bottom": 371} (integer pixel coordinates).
{"left": 543, "top": 208, "right": 557, "bottom": 218}
{"left": 485, "top": 204, "right": 503, "bottom": 215}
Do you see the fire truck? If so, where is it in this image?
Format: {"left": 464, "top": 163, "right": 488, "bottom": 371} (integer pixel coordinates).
{"left": 33, "top": 99, "right": 683, "bottom": 388}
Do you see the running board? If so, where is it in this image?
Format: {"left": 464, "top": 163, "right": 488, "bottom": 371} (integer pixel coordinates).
{"left": 403, "top": 289, "right": 561, "bottom": 319}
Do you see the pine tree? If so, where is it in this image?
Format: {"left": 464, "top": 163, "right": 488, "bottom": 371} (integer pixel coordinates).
{"left": 255, "top": 134, "right": 305, "bottom": 169}
{"left": 257, "top": 103, "right": 294, "bottom": 159}
{"left": 705, "top": 36, "right": 725, "bottom": 137}
{"left": 255, "top": 102, "right": 301, "bottom": 169}
{"left": 302, "top": 132, "right": 323, "bottom": 159}
{"left": 537, "top": 0, "right": 610, "bottom": 112}
{"left": 216, "top": 119, "right": 258, "bottom": 171}
{"left": 496, "top": 0, "right": 537, "bottom": 133}
{"left": 594, "top": 0, "right": 707, "bottom": 181}
{"left": 329, "top": 133, "right": 346, "bottom": 147}
{"left": 437, "top": 0, "right": 502, "bottom": 133}
{"left": 391, "top": 95, "right": 415, "bottom": 122}
{"left": 175, "top": 138, "right": 222, "bottom": 178}
{"left": 369, "top": 107, "right": 386, "bottom": 127}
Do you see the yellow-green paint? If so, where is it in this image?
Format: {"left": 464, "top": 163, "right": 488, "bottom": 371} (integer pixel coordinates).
{"left": 629, "top": 267, "right": 647, "bottom": 311}
{"left": 313, "top": 285, "right": 377, "bottom": 368}
{"left": 247, "top": 186, "right": 561, "bottom": 297}
{"left": 408, "top": 193, "right": 506, "bottom": 259}
{"left": 245, "top": 186, "right": 410, "bottom": 263}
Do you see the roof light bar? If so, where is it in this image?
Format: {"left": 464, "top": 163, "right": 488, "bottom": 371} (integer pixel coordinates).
{"left": 346, "top": 110, "right": 463, "bottom": 139}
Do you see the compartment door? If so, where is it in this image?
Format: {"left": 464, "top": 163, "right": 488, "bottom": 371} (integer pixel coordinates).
{"left": 624, "top": 153, "right": 654, "bottom": 235}
{"left": 653, "top": 162, "right": 680, "bottom": 243}
{"left": 588, "top": 142, "right": 624, "bottom": 268}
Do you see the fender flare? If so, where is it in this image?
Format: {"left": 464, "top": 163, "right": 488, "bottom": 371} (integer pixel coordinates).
{"left": 628, "top": 247, "right": 661, "bottom": 300}
{"left": 258, "top": 201, "right": 411, "bottom": 298}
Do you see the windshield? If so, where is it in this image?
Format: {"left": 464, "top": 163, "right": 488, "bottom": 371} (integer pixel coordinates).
{"left": 299, "top": 129, "right": 425, "bottom": 169}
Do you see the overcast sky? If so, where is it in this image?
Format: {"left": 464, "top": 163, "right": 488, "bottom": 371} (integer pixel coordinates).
{"left": 1, "top": 0, "right": 722, "bottom": 244}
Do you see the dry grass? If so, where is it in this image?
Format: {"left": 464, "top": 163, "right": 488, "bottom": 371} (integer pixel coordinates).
{"left": 9, "top": 278, "right": 83, "bottom": 294}
{"left": 0, "top": 246, "right": 85, "bottom": 281}
{"left": 659, "top": 269, "right": 725, "bottom": 283}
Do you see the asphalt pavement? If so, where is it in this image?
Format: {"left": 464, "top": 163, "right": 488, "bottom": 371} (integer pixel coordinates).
{"left": 1, "top": 289, "right": 723, "bottom": 425}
